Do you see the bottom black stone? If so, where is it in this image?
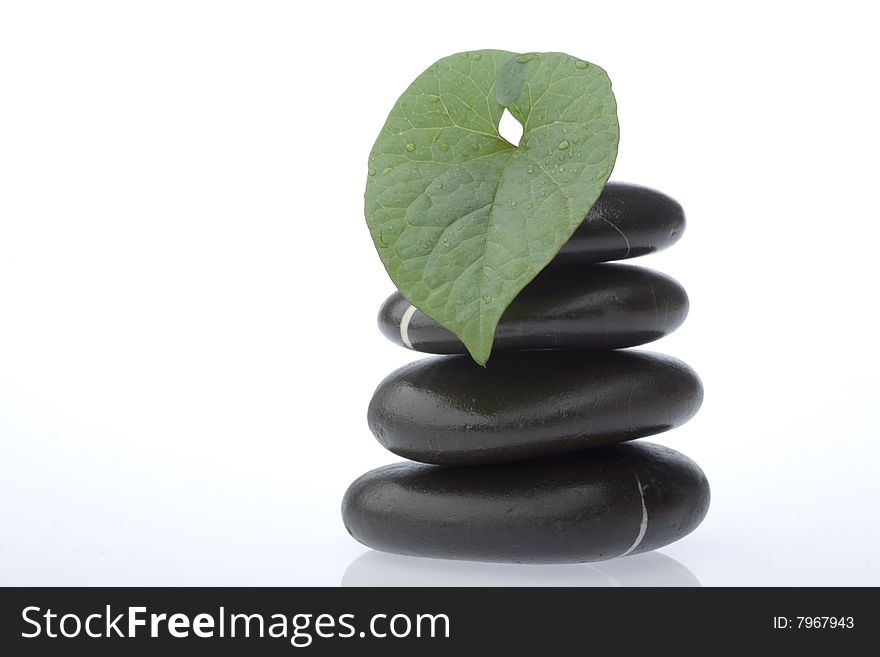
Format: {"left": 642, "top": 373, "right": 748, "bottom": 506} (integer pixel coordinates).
{"left": 342, "top": 442, "right": 709, "bottom": 564}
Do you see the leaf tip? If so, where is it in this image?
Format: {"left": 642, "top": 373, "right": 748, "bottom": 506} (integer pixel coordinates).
{"left": 464, "top": 339, "right": 492, "bottom": 367}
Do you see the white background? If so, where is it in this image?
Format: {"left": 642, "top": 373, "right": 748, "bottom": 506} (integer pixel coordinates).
{"left": 1, "top": 1, "right": 878, "bottom": 586}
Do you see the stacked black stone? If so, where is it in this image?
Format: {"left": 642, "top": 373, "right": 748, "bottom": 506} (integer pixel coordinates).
{"left": 342, "top": 182, "right": 710, "bottom": 564}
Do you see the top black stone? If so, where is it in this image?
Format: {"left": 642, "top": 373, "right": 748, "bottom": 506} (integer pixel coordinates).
{"left": 555, "top": 181, "right": 685, "bottom": 264}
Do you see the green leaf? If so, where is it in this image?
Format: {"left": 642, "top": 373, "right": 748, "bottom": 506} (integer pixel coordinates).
{"left": 364, "top": 50, "right": 619, "bottom": 365}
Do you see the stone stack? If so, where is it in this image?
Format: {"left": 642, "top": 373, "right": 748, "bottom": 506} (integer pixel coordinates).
{"left": 343, "top": 182, "right": 709, "bottom": 564}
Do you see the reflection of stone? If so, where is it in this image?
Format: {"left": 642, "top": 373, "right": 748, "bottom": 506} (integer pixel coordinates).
{"left": 342, "top": 550, "right": 702, "bottom": 588}
{"left": 379, "top": 263, "right": 689, "bottom": 353}
{"left": 345, "top": 183, "right": 709, "bottom": 564}
{"left": 368, "top": 350, "right": 703, "bottom": 465}
{"left": 342, "top": 443, "right": 709, "bottom": 564}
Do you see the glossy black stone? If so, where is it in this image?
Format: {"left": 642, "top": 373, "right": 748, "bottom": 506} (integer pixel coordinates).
{"left": 342, "top": 442, "right": 710, "bottom": 564}
{"left": 378, "top": 263, "right": 688, "bottom": 354}
{"left": 555, "top": 181, "right": 685, "bottom": 264}
{"left": 368, "top": 349, "right": 703, "bottom": 465}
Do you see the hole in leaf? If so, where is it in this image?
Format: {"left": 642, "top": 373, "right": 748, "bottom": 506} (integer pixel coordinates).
{"left": 498, "top": 108, "right": 523, "bottom": 147}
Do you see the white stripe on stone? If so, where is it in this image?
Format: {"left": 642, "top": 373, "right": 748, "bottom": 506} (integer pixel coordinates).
{"left": 601, "top": 216, "right": 632, "bottom": 258}
{"left": 399, "top": 304, "right": 417, "bottom": 350}
{"left": 620, "top": 475, "right": 648, "bottom": 558}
